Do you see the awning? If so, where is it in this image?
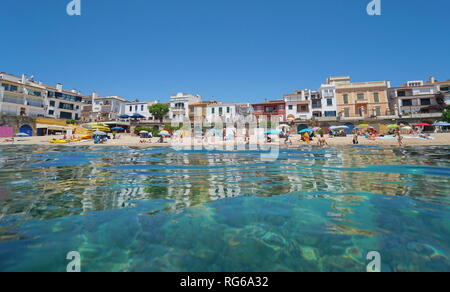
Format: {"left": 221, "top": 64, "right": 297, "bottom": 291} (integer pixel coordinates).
{"left": 37, "top": 124, "right": 73, "bottom": 131}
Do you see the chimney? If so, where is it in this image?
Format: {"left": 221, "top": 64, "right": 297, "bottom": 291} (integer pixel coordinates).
{"left": 21, "top": 74, "right": 27, "bottom": 84}
{"left": 56, "top": 83, "right": 63, "bottom": 92}
{"left": 429, "top": 76, "right": 436, "bottom": 84}
{"left": 92, "top": 92, "right": 98, "bottom": 99}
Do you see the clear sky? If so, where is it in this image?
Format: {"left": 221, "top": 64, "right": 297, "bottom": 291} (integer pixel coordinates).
{"left": 1, "top": 0, "right": 449, "bottom": 103}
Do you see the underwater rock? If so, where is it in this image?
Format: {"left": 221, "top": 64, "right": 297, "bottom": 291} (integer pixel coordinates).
{"left": 300, "top": 246, "right": 319, "bottom": 261}
{"left": 261, "top": 232, "right": 288, "bottom": 251}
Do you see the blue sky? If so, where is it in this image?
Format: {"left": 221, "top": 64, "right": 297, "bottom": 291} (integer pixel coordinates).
{"left": 1, "top": 0, "right": 449, "bottom": 103}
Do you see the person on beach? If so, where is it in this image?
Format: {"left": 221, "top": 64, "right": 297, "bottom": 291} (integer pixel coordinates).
{"left": 394, "top": 128, "right": 403, "bottom": 146}
{"left": 318, "top": 134, "right": 327, "bottom": 146}
{"left": 285, "top": 135, "right": 292, "bottom": 146}
{"left": 353, "top": 131, "right": 359, "bottom": 145}
{"left": 303, "top": 132, "right": 310, "bottom": 144}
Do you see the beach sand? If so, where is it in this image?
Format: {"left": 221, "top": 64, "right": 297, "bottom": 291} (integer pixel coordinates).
{"left": 1, "top": 133, "right": 449, "bottom": 148}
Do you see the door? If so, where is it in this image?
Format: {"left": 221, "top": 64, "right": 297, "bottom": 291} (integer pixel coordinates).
{"left": 19, "top": 125, "right": 33, "bottom": 136}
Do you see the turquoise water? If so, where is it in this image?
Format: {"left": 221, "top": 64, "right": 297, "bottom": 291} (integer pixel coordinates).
{"left": 0, "top": 145, "right": 449, "bottom": 272}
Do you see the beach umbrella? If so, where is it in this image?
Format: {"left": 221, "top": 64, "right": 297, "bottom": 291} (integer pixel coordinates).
{"left": 401, "top": 126, "right": 412, "bottom": 130}
{"left": 158, "top": 131, "right": 171, "bottom": 136}
{"left": 139, "top": 130, "right": 149, "bottom": 134}
{"left": 119, "top": 115, "right": 130, "bottom": 119}
{"left": 298, "top": 128, "right": 315, "bottom": 133}
{"left": 330, "top": 126, "right": 349, "bottom": 130}
{"left": 356, "top": 124, "right": 371, "bottom": 129}
{"left": 111, "top": 127, "right": 124, "bottom": 131}
{"left": 414, "top": 123, "right": 431, "bottom": 127}
{"left": 131, "top": 113, "right": 145, "bottom": 119}
{"left": 93, "top": 131, "right": 106, "bottom": 136}
{"left": 433, "top": 122, "right": 450, "bottom": 126}
{"left": 16, "top": 133, "right": 29, "bottom": 137}
{"left": 266, "top": 130, "right": 281, "bottom": 135}
{"left": 387, "top": 124, "right": 399, "bottom": 129}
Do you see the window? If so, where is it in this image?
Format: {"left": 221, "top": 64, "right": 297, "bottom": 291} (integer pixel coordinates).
{"left": 297, "top": 105, "right": 308, "bottom": 112}
{"left": 1, "top": 83, "right": 18, "bottom": 92}
{"left": 288, "top": 105, "right": 293, "bottom": 110}
{"left": 49, "top": 110, "right": 54, "bottom": 115}
{"left": 375, "top": 106, "right": 381, "bottom": 116}
{"left": 402, "top": 99, "right": 413, "bottom": 106}
{"left": 59, "top": 102, "right": 74, "bottom": 110}
{"left": 49, "top": 101, "right": 56, "bottom": 107}
{"left": 327, "top": 99, "right": 333, "bottom": 106}
{"left": 129, "top": 106, "right": 132, "bottom": 111}
{"left": 325, "top": 111, "right": 337, "bottom": 117}
{"left": 219, "top": 107, "right": 223, "bottom": 115}
{"left": 398, "top": 91, "right": 406, "bottom": 97}
{"left": 278, "top": 105, "right": 285, "bottom": 110}
{"left": 135, "top": 105, "right": 138, "bottom": 111}
{"left": 373, "top": 92, "right": 380, "bottom": 103}
{"left": 141, "top": 105, "right": 144, "bottom": 111}
{"left": 420, "top": 98, "right": 431, "bottom": 106}
{"left": 344, "top": 108, "right": 350, "bottom": 117}
{"left": 227, "top": 107, "right": 230, "bottom": 113}
{"left": 60, "top": 111, "right": 72, "bottom": 119}
{"left": 212, "top": 108, "right": 215, "bottom": 114}
{"left": 343, "top": 94, "right": 349, "bottom": 104}
{"left": 357, "top": 93, "right": 365, "bottom": 101}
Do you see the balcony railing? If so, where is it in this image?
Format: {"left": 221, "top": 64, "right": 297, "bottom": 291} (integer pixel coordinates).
{"left": 2, "top": 96, "right": 25, "bottom": 105}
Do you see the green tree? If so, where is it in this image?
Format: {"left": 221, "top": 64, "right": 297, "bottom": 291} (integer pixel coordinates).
{"left": 148, "top": 104, "right": 169, "bottom": 122}
{"left": 442, "top": 106, "right": 450, "bottom": 123}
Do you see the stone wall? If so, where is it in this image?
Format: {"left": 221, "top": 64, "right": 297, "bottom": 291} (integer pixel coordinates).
{"left": 0, "top": 115, "right": 37, "bottom": 136}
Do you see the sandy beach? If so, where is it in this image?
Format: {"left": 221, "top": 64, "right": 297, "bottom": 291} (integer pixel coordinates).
{"left": 1, "top": 133, "right": 449, "bottom": 148}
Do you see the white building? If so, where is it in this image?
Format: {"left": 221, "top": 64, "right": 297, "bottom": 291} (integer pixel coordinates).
{"left": 283, "top": 89, "right": 314, "bottom": 121}
{"left": 319, "top": 77, "right": 342, "bottom": 118}
{"left": 81, "top": 95, "right": 129, "bottom": 122}
{"left": 45, "top": 83, "right": 85, "bottom": 120}
{"left": 388, "top": 78, "right": 442, "bottom": 116}
{"left": 0, "top": 72, "right": 47, "bottom": 118}
{"left": 124, "top": 100, "right": 159, "bottom": 120}
{"left": 206, "top": 102, "right": 240, "bottom": 123}
{"left": 169, "top": 93, "right": 201, "bottom": 123}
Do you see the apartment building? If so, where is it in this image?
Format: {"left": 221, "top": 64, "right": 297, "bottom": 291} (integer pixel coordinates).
{"left": 437, "top": 80, "right": 450, "bottom": 106}
{"left": 45, "top": 83, "right": 85, "bottom": 120}
{"left": 388, "top": 78, "right": 444, "bottom": 117}
{"left": 335, "top": 78, "right": 392, "bottom": 119}
{"left": 0, "top": 73, "right": 46, "bottom": 118}
{"left": 169, "top": 93, "right": 202, "bottom": 123}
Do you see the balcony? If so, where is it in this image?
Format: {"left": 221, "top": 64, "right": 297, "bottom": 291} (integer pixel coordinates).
{"left": 2, "top": 96, "right": 25, "bottom": 105}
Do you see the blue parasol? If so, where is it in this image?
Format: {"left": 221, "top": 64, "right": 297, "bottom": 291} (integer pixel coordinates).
{"left": 298, "top": 128, "right": 315, "bottom": 133}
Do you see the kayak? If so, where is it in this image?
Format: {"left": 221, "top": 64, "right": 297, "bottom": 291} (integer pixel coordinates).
{"left": 50, "top": 139, "right": 81, "bottom": 144}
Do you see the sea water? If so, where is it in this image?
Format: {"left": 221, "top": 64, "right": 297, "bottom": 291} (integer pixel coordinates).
{"left": 0, "top": 145, "right": 449, "bottom": 272}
